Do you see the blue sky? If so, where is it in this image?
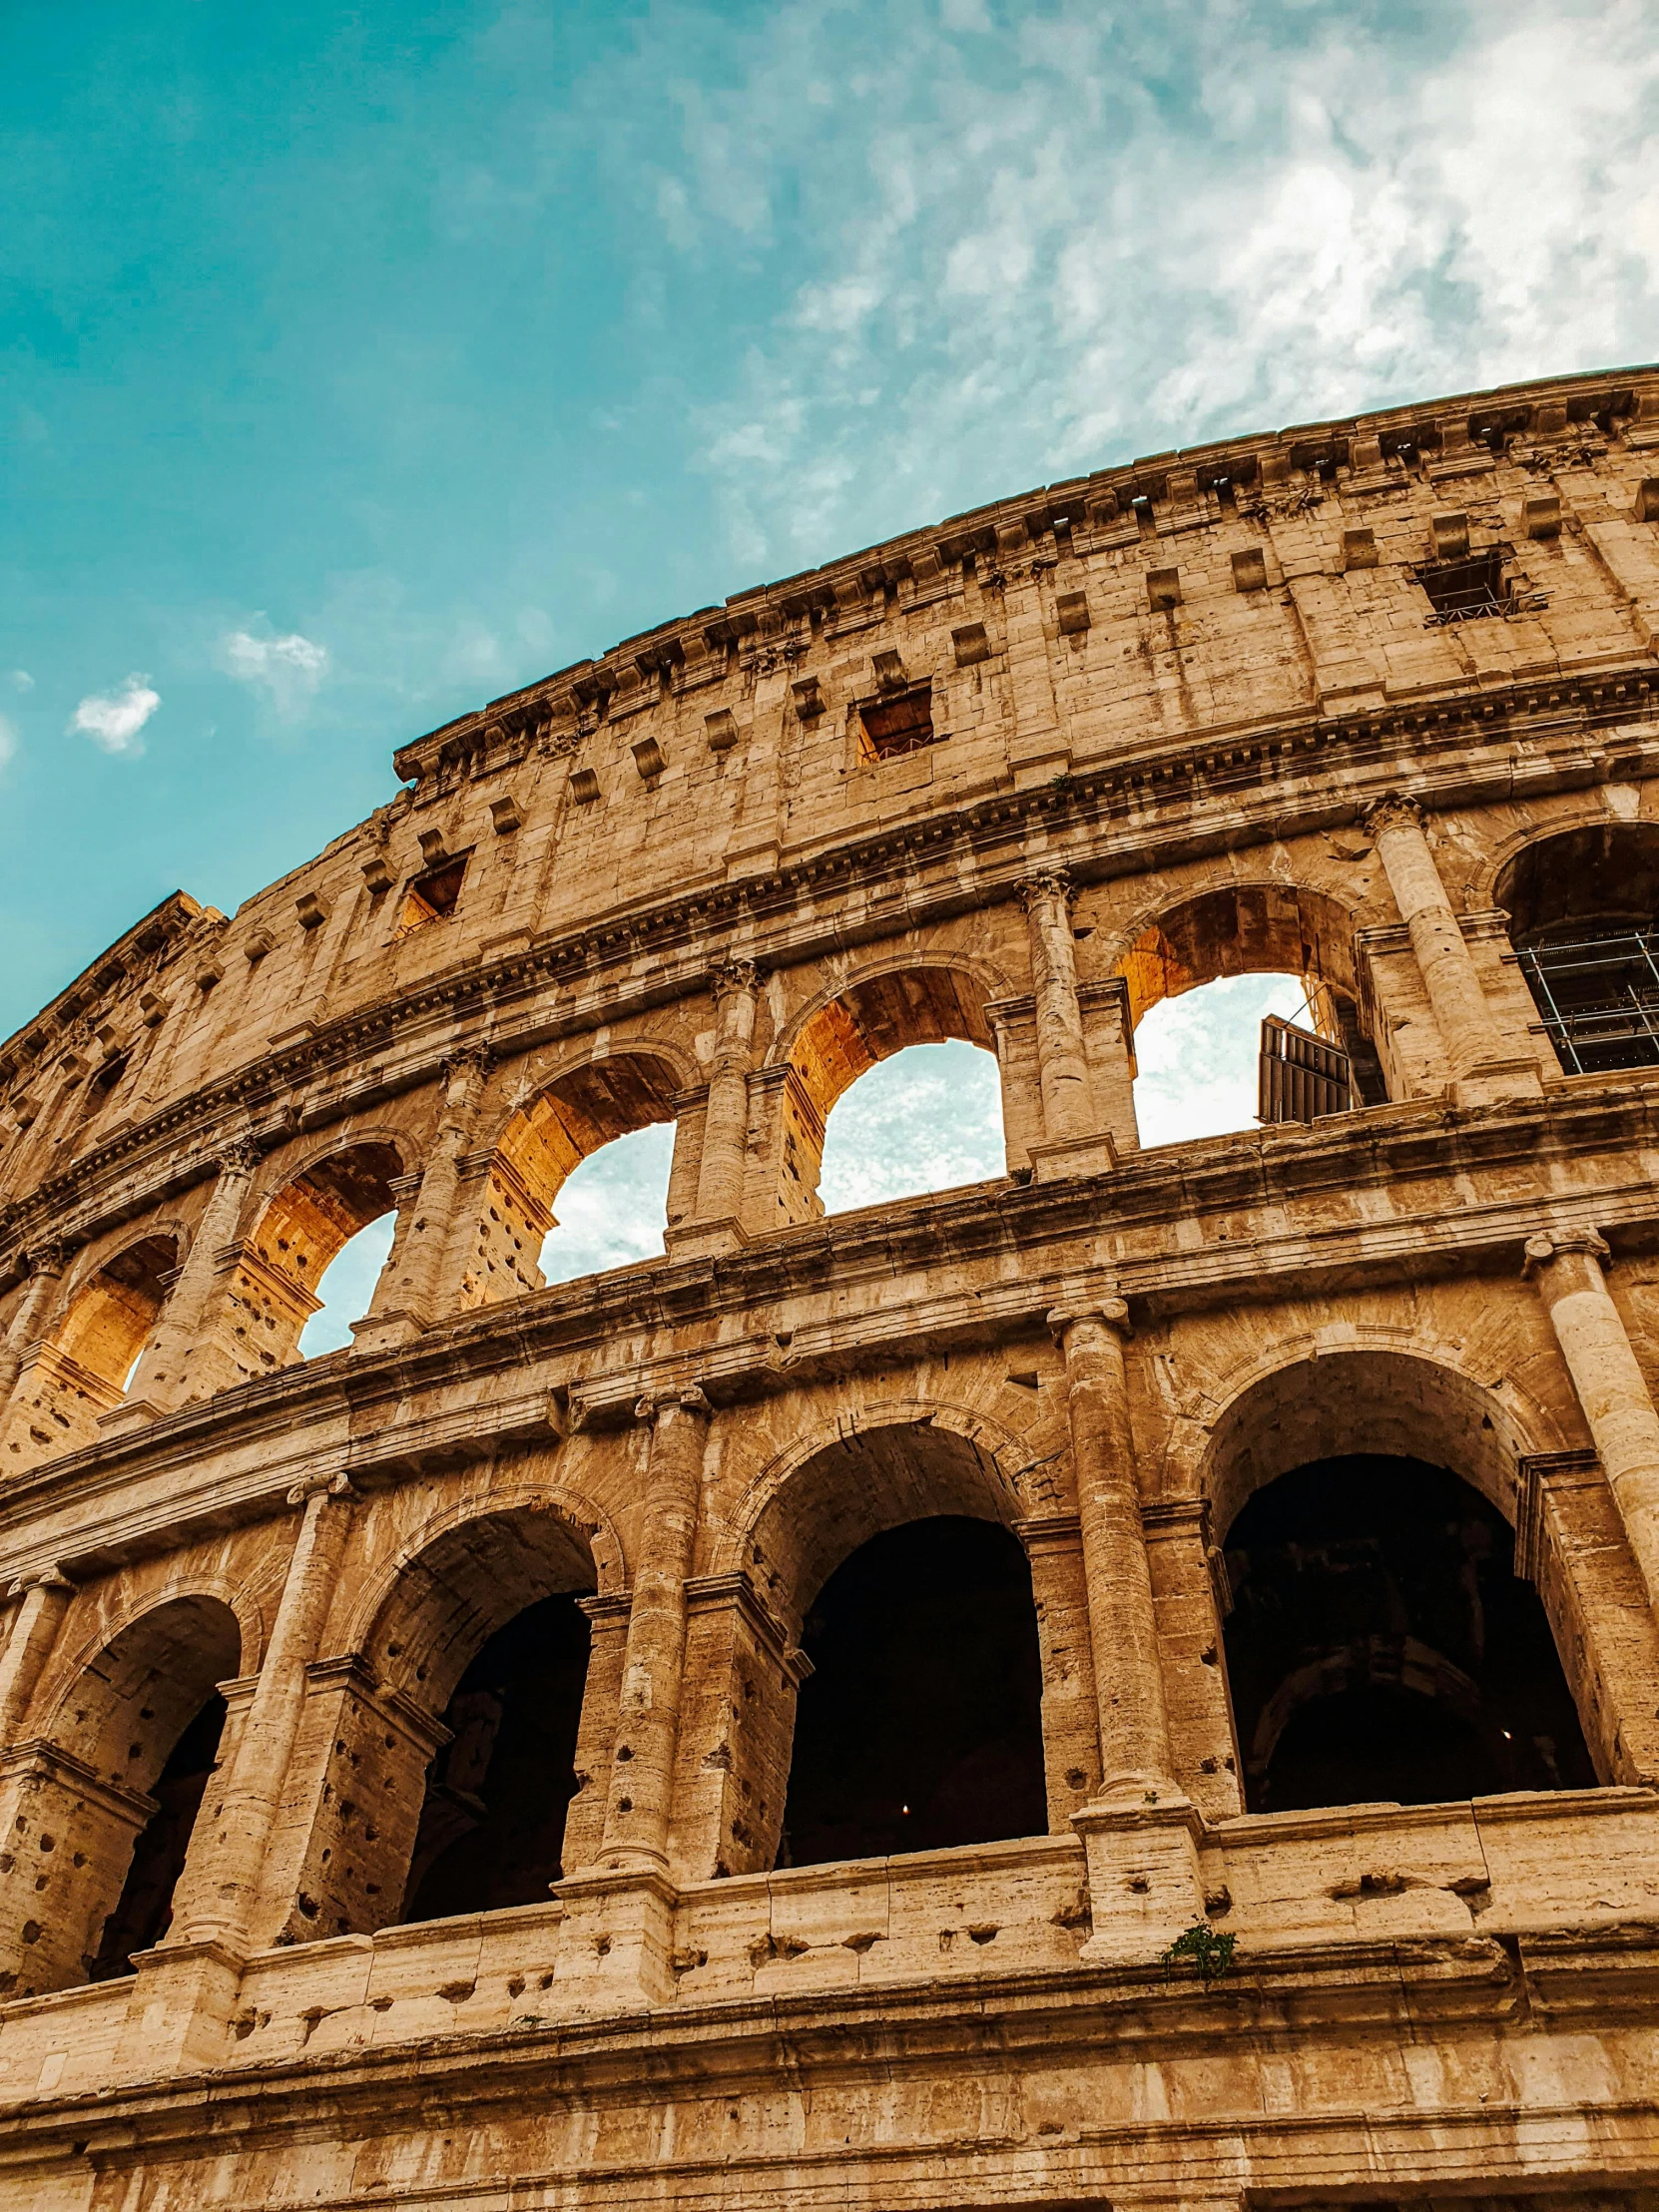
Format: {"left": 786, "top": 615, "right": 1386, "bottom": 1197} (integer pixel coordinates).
{"left": 7, "top": 0, "right": 1658, "bottom": 1328}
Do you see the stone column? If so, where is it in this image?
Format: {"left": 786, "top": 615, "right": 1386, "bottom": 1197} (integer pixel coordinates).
{"left": 595, "top": 1387, "right": 709, "bottom": 1873}
{"left": 1049, "top": 1298, "right": 1204, "bottom": 1967}
{"left": 688, "top": 962, "right": 759, "bottom": 1236}
{"left": 352, "top": 1048, "right": 491, "bottom": 1351}
{"left": 168, "top": 1470, "right": 357, "bottom": 1949}
{"left": 1015, "top": 1514, "right": 1103, "bottom": 1828}
{"left": 1364, "top": 796, "right": 1538, "bottom": 1101}
{"left": 1022, "top": 872, "right": 1116, "bottom": 1178}
{"left": 1143, "top": 1499, "right": 1243, "bottom": 1822}
{"left": 0, "top": 1568, "right": 74, "bottom": 1745}
{"left": 125, "top": 1140, "right": 263, "bottom": 1411}
{"left": 0, "top": 1244, "right": 70, "bottom": 1405}
{"left": 1525, "top": 1230, "right": 1659, "bottom": 1615}
{"left": 1048, "top": 1300, "right": 1173, "bottom": 1794}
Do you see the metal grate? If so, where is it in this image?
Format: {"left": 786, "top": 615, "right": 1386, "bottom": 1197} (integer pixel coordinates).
{"left": 1515, "top": 928, "right": 1659, "bottom": 1074}
{"left": 1259, "top": 1016, "right": 1352, "bottom": 1123}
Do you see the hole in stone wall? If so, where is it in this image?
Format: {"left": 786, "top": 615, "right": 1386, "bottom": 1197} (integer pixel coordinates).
{"left": 89, "top": 1692, "right": 227, "bottom": 1980}
{"left": 779, "top": 1516, "right": 1046, "bottom": 1870}
{"left": 857, "top": 688, "right": 934, "bottom": 762}
{"left": 402, "top": 1592, "right": 592, "bottom": 1923}
{"left": 397, "top": 856, "right": 468, "bottom": 934}
{"left": 1223, "top": 1454, "right": 1595, "bottom": 1815}
{"left": 1415, "top": 547, "right": 1508, "bottom": 624}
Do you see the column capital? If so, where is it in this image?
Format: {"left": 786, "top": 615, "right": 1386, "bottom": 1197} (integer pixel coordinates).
{"left": 1360, "top": 792, "right": 1425, "bottom": 838}
{"left": 214, "top": 1136, "right": 266, "bottom": 1179}
{"left": 710, "top": 956, "right": 762, "bottom": 1002}
{"left": 634, "top": 1383, "right": 712, "bottom": 1424}
{"left": 1019, "top": 866, "right": 1077, "bottom": 911}
{"left": 21, "top": 1238, "right": 73, "bottom": 1280}
{"left": 439, "top": 1041, "right": 494, "bottom": 1090}
{"left": 1048, "top": 1295, "right": 1132, "bottom": 1343}
{"left": 5, "top": 1566, "right": 73, "bottom": 1600}
{"left": 1523, "top": 1227, "right": 1611, "bottom": 1277}
{"left": 284, "top": 1468, "right": 357, "bottom": 1507}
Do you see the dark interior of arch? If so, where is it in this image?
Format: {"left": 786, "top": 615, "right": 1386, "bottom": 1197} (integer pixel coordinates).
{"left": 1497, "top": 826, "right": 1659, "bottom": 1074}
{"left": 402, "top": 1592, "right": 592, "bottom": 1923}
{"left": 1223, "top": 1454, "right": 1595, "bottom": 1815}
{"left": 89, "top": 1691, "right": 227, "bottom": 1980}
{"left": 779, "top": 1515, "right": 1046, "bottom": 1869}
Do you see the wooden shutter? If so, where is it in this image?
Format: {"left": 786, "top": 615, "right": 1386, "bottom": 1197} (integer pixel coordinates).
{"left": 1258, "top": 1016, "right": 1351, "bottom": 1123}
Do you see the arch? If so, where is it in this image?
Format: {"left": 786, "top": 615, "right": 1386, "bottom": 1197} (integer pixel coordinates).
{"left": 1104, "top": 878, "right": 1365, "bottom": 1030}
{"left": 0, "top": 1231, "right": 183, "bottom": 1472}
{"left": 475, "top": 1046, "right": 691, "bottom": 1302}
{"left": 1493, "top": 819, "right": 1659, "bottom": 943}
{"left": 0, "top": 1591, "right": 244, "bottom": 1995}
{"left": 718, "top": 1398, "right": 1053, "bottom": 1632}
{"left": 770, "top": 957, "right": 1011, "bottom": 1222}
{"left": 229, "top": 1138, "right": 406, "bottom": 1375}
{"left": 1222, "top": 1451, "right": 1598, "bottom": 1814}
{"left": 41, "top": 1574, "right": 264, "bottom": 1730}
{"left": 289, "top": 1493, "right": 610, "bottom": 1939}
{"left": 1492, "top": 822, "right": 1659, "bottom": 1076}
{"left": 352, "top": 1487, "right": 618, "bottom": 1709}
{"left": 1191, "top": 1342, "right": 1562, "bottom": 1538}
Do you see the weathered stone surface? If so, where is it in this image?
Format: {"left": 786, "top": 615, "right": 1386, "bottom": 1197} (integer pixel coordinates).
{"left": 0, "top": 366, "right": 1658, "bottom": 2204}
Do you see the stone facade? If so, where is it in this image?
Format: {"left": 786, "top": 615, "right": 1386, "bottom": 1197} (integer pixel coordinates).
{"left": 0, "top": 366, "right": 1657, "bottom": 2207}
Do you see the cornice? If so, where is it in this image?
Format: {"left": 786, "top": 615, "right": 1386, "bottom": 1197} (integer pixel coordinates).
{"left": 6, "top": 660, "right": 1658, "bottom": 1278}
{"left": 7, "top": 1076, "right": 1659, "bottom": 1579}
{"left": 388, "top": 363, "right": 1657, "bottom": 793}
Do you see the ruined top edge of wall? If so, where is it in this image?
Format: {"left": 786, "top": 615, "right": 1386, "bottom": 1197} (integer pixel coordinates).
{"left": 394, "top": 363, "right": 1657, "bottom": 782}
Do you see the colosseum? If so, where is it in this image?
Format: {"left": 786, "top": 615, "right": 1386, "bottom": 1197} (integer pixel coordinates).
{"left": 1, "top": 364, "right": 1659, "bottom": 2210}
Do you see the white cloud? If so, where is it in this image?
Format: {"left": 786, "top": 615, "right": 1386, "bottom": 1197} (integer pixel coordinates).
{"left": 9, "top": 671, "right": 32, "bottom": 693}
{"left": 1134, "top": 973, "right": 1308, "bottom": 1148}
{"left": 600, "top": 0, "right": 1659, "bottom": 570}
{"left": 0, "top": 715, "right": 16, "bottom": 769}
{"left": 220, "top": 624, "right": 330, "bottom": 715}
{"left": 820, "top": 1040, "right": 1004, "bottom": 1212}
{"left": 69, "top": 674, "right": 159, "bottom": 757}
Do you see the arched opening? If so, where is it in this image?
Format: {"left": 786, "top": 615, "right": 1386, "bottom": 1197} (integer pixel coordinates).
{"left": 818, "top": 1040, "right": 1004, "bottom": 1213}
{"left": 538, "top": 1124, "right": 675, "bottom": 1286}
{"left": 779, "top": 968, "right": 1001, "bottom": 1223}
{"left": 218, "top": 1143, "right": 402, "bottom": 1383}
{"left": 401, "top": 1592, "right": 592, "bottom": 1922}
{"left": 780, "top": 1515, "right": 1046, "bottom": 1868}
{"left": 0, "top": 1233, "right": 178, "bottom": 1473}
{"left": 1, "top": 1594, "right": 242, "bottom": 1996}
{"left": 289, "top": 1503, "right": 600, "bottom": 1939}
{"left": 297, "top": 1212, "right": 397, "bottom": 1356}
{"left": 1223, "top": 1454, "right": 1595, "bottom": 1813}
{"left": 1116, "top": 885, "right": 1384, "bottom": 1146}
{"left": 481, "top": 1054, "right": 682, "bottom": 1301}
{"left": 1498, "top": 824, "right": 1659, "bottom": 1074}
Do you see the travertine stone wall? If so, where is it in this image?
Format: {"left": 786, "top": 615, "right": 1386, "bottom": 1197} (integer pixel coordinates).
{"left": 0, "top": 368, "right": 1657, "bottom": 2207}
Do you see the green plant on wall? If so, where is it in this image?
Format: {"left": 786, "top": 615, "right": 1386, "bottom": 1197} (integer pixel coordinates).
{"left": 1160, "top": 1922, "right": 1236, "bottom": 1988}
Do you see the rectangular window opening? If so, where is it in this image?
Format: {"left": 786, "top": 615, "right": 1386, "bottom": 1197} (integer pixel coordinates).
{"left": 1416, "top": 547, "right": 1508, "bottom": 625}
{"left": 397, "top": 855, "right": 468, "bottom": 934}
{"left": 858, "top": 687, "right": 935, "bottom": 763}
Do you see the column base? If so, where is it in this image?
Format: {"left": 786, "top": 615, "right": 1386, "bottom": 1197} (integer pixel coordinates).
{"left": 1452, "top": 1055, "right": 1544, "bottom": 1108}
{"left": 1071, "top": 1788, "right": 1208, "bottom": 1968}
{"left": 662, "top": 1217, "right": 749, "bottom": 1260}
{"left": 95, "top": 1397, "right": 165, "bottom": 1436}
{"left": 112, "top": 1936, "right": 247, "bottom": 2080}
{"left": 550, "top": 1863, "right": 682, "bottom": 2011}
{"left": 348, "top": 1309, "right": 429, "bottom": 1355}
{"left": 1027, "top": 1131, "right": 1120, "bottom": 1183}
